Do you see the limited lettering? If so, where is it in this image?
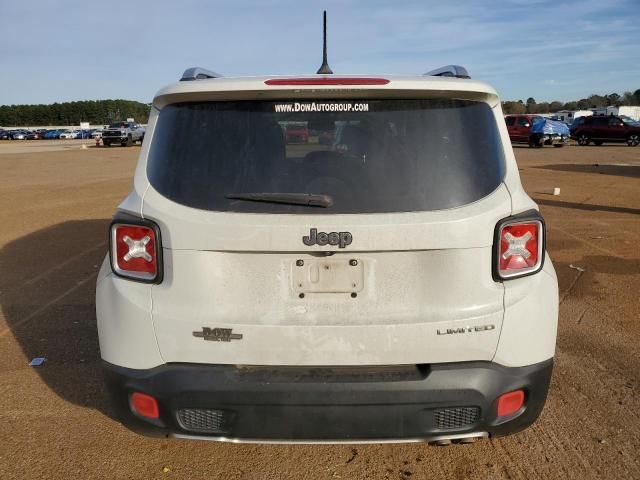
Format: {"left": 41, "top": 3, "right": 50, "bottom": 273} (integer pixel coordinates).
{"left": 436, "top": 325, "right": 496, "bottom": 336}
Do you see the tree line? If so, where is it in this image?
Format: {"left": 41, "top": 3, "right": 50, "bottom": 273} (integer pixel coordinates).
{"left": 502, "top": 89, "right": 640, "bottom": 115}
{"left": 2, "top": 90, "right": 639, "bottom": 125}
{"left": 0, "top": 100, "right": 151, "bottom": 127}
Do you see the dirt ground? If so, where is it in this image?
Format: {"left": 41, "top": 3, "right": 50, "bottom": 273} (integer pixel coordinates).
{"left": 0, "top": 140, "right": 638, "bottom": 480}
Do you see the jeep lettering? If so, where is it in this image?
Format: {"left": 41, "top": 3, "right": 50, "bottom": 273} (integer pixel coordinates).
{"left": 303, "top": 228, "right": 352, "bottom": 248}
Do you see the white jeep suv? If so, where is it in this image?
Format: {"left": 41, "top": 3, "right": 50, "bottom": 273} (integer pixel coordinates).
{"left": 96, "top": 65, "right": 558, "bottom": 444}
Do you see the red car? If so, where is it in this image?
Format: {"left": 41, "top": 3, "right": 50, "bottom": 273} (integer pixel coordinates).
{"left": 284, "top": 124, "right": 309, "bottom": 144}
{"left": 505, "top": 114, "right": 544, "bottom": 146}
{"left": 571, "top": 115, "right": 640, "bottom": 146}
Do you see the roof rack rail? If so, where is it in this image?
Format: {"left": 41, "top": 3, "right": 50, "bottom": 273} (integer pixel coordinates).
{"left": 180, "top": 67, "right": 223, "bottom": 81}
{"left": 424, "top": 65, "right": 470, "bottom": 79}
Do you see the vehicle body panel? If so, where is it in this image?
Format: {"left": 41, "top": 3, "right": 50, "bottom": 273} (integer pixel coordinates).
{"left": 96, "top": 73, "right": 557, "bottom": 442}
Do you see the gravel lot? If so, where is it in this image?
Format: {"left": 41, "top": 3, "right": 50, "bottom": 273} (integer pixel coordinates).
{"left": 0, "top": 141, "right": 638, "bottom": 479}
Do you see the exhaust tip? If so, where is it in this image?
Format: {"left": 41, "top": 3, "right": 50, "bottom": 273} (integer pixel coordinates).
{"left": 431, "top": 439, "right": 452, "bottom": 446}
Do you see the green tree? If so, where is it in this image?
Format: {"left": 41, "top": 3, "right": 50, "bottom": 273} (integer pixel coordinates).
{"left": 502, "top": 101, "right": 526, "bottom": 114}
{"left": 549, "top": 101, "right": 563, "bottom": 112}
{"left": 540, "top": 102, "right": 551, "bottom": 113}
{"left": 587, "top": 94, "right": 607, "bottom": 108}
{"left": 576, "top": 98, "right": 590, "bottom": 110}
{"left": 622, "top": 91, "right": 636, "bottom": 106}
{"left": 606, "top": 93, "right": 621, "bottom": 106}
{"left": 0, "top": 100, "right": 151, "bottom": 126}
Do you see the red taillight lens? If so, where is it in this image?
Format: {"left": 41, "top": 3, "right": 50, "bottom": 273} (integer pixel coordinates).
{"left": 130, "top": 392, "right": 159, "bottom": 419}
{"left": 264, "top": 77, "right": 390, "bottom": 86}
{"left": 496, "top": 217, "right": 544, "bottom": 280}
{"left": 497, "top": 390, "right": 525, "bottom": 417}
{"left": 110, "top": 222, "right": 161, "bottom": 282}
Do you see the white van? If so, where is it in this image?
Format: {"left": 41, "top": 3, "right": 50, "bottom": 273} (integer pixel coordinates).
{"left": 96, "top": 65, "right": 558, "bottom": 444}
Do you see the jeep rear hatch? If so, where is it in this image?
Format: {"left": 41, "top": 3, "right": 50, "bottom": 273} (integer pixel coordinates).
{"left": 142, "top": 96, "right": 511, "bottom": 366}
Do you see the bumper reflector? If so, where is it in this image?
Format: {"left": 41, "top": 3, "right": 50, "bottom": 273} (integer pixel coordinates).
{"left": 131, "top": 392, "right": 160, "bottom": 419}
{"left": 497, "top": 390, "right": 525, "bottom": 417}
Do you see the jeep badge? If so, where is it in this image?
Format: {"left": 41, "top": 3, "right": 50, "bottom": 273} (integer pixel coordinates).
{"left": 303, "top": 228, "right": 352, "bottom": 248}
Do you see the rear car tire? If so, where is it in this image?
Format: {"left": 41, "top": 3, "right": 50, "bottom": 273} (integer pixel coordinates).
{"left": 577, "top": 134, "right": 590, "bottom": 146}
{"left": 627, "top": 134, "right": 640, "bottom": 147}
{"left": 528, "top": 135, "right": 543, "bottom": 148}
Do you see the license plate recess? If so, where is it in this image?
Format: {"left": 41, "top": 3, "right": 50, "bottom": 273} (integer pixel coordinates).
{"left": 292, "top": 259, "right": 364, "bottom": 293}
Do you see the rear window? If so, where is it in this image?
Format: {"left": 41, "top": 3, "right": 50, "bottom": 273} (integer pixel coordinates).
{"left": 147, "top": 99, "right": 505, "bottom": 214}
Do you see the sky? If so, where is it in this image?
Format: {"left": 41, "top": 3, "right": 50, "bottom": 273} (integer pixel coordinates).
{"left": 1, "top": 0, "right": 638, "bottom": 105}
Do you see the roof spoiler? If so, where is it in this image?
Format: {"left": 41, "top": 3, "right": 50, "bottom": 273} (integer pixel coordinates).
{"left": 424, "top": 65, "right": 470, "bottom": 79}
{"left": 180, "top": 67, "right": 223, "bottom": 81}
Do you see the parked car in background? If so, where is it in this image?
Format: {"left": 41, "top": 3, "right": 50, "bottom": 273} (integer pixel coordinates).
{"left": 528, "top": 118, "right": 569, "bottom": 148}
{"left": 284, "top": 123, "right": 309, "bottom": 143}
{"left": 102, "top": 122, "right": 145, "bottom": 147}
{"left": 620, "top": 115, "right": 640, "bottom": 126}
{"left": 9, "top": 130, "right": 30, "bottom": 140}
{"left": 91, "top": 128, "right": 104, "bottom": 139}
{"left": 569, "top": 116, "right": 587, "bottom": 137}
{"left": 0, "top": 129, "right": 10, "bottom": 140}
{"left": 58, "top": 130, "right": 76, "bottom": 139}
{"left": 44, "top": 129, "right": 62, "bottom": 139}
{"left": 505, "top": 115, "right": 568, "bottom": 147}
{"left": 72, "top": 129, "right": 93, "bottom": 139}
{"left": 572, "top": 115, "right": 640, "bottom": 146}
{"left": 26, "top": 131, "right": 43, "bottom": 140}
{"left": 505, "top": 115, "right": 542, "bottom": 146}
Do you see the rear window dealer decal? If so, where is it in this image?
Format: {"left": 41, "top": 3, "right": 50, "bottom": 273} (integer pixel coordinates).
{"left": 274, "top": 102, "right": 369, "bottom": 113}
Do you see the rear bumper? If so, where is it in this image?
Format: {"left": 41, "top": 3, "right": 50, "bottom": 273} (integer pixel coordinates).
{"left": 103, "top": 358, "right": 553, "bottom": 443}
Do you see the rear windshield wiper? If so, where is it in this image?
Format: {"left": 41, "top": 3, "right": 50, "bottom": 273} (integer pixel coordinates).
{"left": 224, "top": 192, "right": 333, "bottom": 208}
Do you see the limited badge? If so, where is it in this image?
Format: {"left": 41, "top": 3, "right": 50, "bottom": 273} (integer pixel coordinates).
{"left": 193, "top": 327, "right": 243, "bottom": 342}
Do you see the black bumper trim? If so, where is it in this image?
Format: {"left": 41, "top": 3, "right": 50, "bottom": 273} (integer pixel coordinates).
{"left": 102, "top": 359, "right": 553, "bottom": 441}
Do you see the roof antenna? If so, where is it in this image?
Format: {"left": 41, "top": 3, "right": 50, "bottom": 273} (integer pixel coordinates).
{"left": 316, "top": 11, "right": 333, "bottom": 74}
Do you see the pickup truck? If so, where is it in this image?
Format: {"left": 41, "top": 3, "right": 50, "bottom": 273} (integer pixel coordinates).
{"left": 102, "top": 122, "right": 145, "bottom": 147}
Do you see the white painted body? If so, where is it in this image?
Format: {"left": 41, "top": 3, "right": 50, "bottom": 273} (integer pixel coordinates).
{"left": 96, "top": 74, "right": 558, "bottom": 371}
{"left": 554, "top": 109, "right": 593, "bottom": 123}
{"left": 590, "top": 105, "right": 640, "bottom": 121}
{"left": 58, "top": 130, "right": 77, "bottom": 139}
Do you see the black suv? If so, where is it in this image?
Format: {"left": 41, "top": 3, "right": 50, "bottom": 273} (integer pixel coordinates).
{"left": 572, "top": 115, "right": 640, "bottom": 146}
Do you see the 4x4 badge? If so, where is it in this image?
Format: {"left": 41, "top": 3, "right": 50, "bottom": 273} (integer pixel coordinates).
{"left": 193, "top": 327, "right": 243, "bottom": 342}
{"left": 303, "top": 228, "right": 352, "bottom": 248}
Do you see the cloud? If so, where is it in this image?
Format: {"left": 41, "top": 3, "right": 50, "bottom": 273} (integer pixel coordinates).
{"left": 0, "top": 0, "right": 638, "bottom": 104}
